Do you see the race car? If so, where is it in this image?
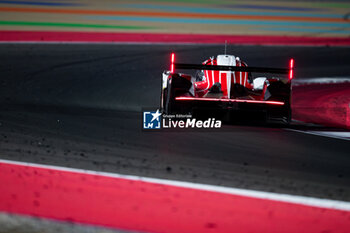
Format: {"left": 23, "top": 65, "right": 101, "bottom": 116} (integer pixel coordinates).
{"left": 160, "top": 53, "right": 294, "bottom": 124}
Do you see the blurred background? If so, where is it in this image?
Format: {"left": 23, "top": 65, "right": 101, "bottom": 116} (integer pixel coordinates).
{"left": 0, "top": 0, "right": 349, "bottom": 37}
{"left": 1, "top": 1, "right": 350, "bottom": 233}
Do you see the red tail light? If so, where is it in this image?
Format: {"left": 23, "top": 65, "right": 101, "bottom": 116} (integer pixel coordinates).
{"left": 170, "top": 53, "right": 175, "bottom": 73}
{"left": 175, "top": 97, "right": 285, "bottom": 105}
{"left": 289, "top": 58, "right": 294, "bottom": 80}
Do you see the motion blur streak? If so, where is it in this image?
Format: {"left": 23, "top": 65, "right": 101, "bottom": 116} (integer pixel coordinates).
{"left": 0, "top": 7, "right": 345, "bottom": 23}
{"left": 293, "top": 82, "right": 350, "bottom": 129}
{"left": 1, "top": 159, "right": 350, "bottom": 233}
{"left": 1, "top": 31, "right": 349, "bottom": 46}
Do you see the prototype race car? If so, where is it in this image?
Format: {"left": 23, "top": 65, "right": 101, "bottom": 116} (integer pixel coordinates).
{"left": 160, "top": 53, "right": 294, "bottom": 124}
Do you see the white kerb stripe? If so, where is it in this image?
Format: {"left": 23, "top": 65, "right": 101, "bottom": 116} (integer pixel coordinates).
{"left": 286, "top": 129, "right": 350, "bottom": 141}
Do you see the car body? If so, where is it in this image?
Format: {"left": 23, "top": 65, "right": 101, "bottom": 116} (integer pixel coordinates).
{"left": 160, "top": 53, "right": 294, "bottom": 124}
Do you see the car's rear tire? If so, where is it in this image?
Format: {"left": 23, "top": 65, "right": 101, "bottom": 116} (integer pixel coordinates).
{"left": 162, "top": 75, "right": 192, "bottom": 115}
{"left": 266, "top": 103, "right": 291, "bottom": 126}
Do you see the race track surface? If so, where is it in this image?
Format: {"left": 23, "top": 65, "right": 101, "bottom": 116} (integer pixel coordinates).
{"left": 0, "top": 44, "right": 350, "bottom": 203}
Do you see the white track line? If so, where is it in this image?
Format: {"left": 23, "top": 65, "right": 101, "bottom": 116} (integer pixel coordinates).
{"left": 1, "top": 158, "right": 350, "bottom": 211}
{"left": 293, "top": 77, "right": 350, "bottom": 85}
{"left": 287, "top": 129, "right": 350, "bottom": 141}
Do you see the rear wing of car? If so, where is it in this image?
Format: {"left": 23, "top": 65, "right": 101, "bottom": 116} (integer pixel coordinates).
{"left": 170, "top": 53, "right": 294, "bottom": 79}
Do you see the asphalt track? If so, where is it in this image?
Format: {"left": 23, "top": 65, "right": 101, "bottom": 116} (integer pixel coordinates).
{"left": 0, "top": 43, "right": 350, "bottom": 205}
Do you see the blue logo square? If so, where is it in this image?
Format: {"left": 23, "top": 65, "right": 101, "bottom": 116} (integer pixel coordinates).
{"left": 143, "top": 110, "right": 161, "bottom": 129}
